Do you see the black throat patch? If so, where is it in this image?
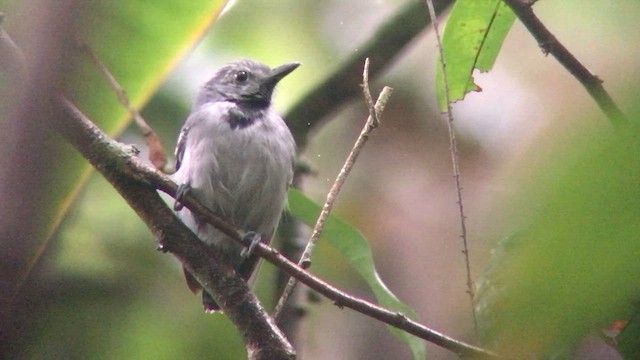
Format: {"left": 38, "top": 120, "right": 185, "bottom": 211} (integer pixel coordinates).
{"left": 227, "top": 106, "right": 263, "bottom": 130}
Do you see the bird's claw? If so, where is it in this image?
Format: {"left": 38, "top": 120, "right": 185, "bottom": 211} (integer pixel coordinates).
{"left": 240, "top": 231, "right": 262, "bottom": 258}
{"left": 174, "top": 183, "right": 191, "bottom": 211}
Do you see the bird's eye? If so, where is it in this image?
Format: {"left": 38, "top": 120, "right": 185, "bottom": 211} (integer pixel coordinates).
{"left": 234, "top": 71, "right": 248, "bottom": 82}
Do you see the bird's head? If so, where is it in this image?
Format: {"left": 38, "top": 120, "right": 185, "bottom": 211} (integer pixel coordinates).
{"left": 197, "top": 59, "right": 300, "bottom": 109}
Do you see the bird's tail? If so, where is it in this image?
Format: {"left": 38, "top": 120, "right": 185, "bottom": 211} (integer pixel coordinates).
{"left": 183, "top": 267, "right": 220, "bottom": 312}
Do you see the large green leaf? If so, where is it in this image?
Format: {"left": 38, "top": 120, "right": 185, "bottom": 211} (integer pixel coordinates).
{"left": 436, "top": 0, "right": 515, "bottom": 110}
{"left": 288, "top": 189, "right": 427, "bottom": 360}
{"left": 475, "top": 124, "right": 640, "bottom": 358}
{"left": 69, "top": 1, "right": 228, "bottom": 135}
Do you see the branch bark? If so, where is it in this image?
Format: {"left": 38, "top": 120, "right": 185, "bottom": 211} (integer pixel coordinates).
{"left": 53, "top": 96, "right": 497, "bottom": 359}
{"left": 54, "top": 98, "right": 295, "bottom": 360}
{"left": 273, "top": 59, "right": 393, "bottom": 319}
{"left": 502, "top": 0, "right": 629, "bottom": 127}
{"left": 2, "top": 2, "right": 498, "bottom": 358}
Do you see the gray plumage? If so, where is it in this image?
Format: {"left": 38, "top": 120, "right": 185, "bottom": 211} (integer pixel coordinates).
{"left": 172, "top": 59, "right": 298, "bottom": 311}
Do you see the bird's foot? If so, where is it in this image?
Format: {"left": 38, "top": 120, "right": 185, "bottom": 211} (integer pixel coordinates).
{"left": 174, "top": 183, "right": 191, "bottom": 211}
{"left": 240, "top": 231, "right": 262, "bottom": 258}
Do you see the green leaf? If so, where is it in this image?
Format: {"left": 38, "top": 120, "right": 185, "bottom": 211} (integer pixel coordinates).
{"left": 475, "top": 126, "right": 640, "bottom": 357}
{"left": 436, "top": 0, "right": 516, "bottom": 111}
{"left": 288, "top": 189, "right": 426, "bottom": 360}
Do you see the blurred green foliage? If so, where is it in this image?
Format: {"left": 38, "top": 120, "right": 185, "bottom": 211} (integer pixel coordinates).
{"left": 476, "top": 111, "right": 640, "bottom": 357}
{"left": 11, "top": 1, "right": 371, "bottom": 359}
{"left": 5, "top": 0, "right": 639, "bottom": 359}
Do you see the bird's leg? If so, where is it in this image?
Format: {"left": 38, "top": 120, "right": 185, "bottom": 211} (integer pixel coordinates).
{"left": 240, "top": 231, "right": 262, "bottom": 258}
{"left": 174, "top": 183, "right": 191, "bottom": 211}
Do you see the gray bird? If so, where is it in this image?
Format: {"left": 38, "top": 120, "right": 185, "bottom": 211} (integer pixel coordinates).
{"left": 172, "top": 59, "right": 299, "bottom": 312}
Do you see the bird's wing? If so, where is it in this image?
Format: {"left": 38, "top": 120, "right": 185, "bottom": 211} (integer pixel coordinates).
{"left": 174, "top": 125, "right": 190, "bottom": 171}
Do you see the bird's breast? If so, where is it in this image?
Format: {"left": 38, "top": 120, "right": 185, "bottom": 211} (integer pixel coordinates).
{"left": 178, "top": 103, "right": 295, "bottom": 230}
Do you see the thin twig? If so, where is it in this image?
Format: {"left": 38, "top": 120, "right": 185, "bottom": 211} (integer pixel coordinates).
{"left": 76, "top": 38, "right": 172, "bottom": 172}
{"left": 362, "top": 58, "right": 381, "bottom": 127}
{"left": 502, "top": 0, "right": 629, "bottom": 127}
{"left": 273, "top": 59, "right": 392, "bottom": 319}
{"left": 275, "top": 0, "right": 455, "bottom": 343}
{"left": 425, "top": 0, "right": 478, "bottom": 334}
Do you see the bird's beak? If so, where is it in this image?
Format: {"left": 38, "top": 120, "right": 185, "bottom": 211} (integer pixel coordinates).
{"left": 265, "top": 62, "right": 301, "bottom": 86}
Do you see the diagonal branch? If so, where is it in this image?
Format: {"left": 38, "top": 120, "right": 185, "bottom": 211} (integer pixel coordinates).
{"left": 502, "top": 0, "right": 629, "bottom": 127}
{"left": 54, "top": 94, "right": 498, "bottom": 360}
{"left": 2, "top": 6, "right": 498, "bottom": 359}
{"left": 55, "top": 97, "right": 295, "bottom": 360}
{"left": 53, "top": 93, "right": 497, "bottom": 359}
{"left": 275, "top": 0, "right": 453, "bottom": 342}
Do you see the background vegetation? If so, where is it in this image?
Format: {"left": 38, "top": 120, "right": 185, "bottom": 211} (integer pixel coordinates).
{"left": 1, "top": 0, "right": 639, "bottom": 359}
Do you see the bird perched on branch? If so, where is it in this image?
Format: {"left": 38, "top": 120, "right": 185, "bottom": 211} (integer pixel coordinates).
{"left": 172, "top": 59, "right": 299, "bottom": 312}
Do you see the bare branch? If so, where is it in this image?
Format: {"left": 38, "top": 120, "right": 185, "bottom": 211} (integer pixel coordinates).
{"left": 105, "top": 104, "right": 498, "bottom": 359}
{"left": 273, "top": 59, "right": 392, "bottom": 319}
{"left": 273, "top": 0, "right": 455, "bottom": 348}
{"left": 502, "top": 0, "right": 628, "bottom": 127}
{"left": 425, "top": 0, "right": 477, "bottom": 333}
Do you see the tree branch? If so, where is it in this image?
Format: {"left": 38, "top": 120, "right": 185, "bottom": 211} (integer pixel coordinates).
{"left": 2, "top": 6, "right": 498, "bottom": 358}
{"left": 54, "top": 98, "right": 295, "bottom": 360}
{"left": 48, "top": 93, "right": 497, "bottom": 359}
{"left": 502, "top": 0, "right": 629, "bottom": 127}
{"left": 63, "top": 102, "right": 497, "bottom": 357}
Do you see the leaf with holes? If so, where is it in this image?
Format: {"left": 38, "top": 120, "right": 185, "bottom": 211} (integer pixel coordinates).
{"left": 436, "top": 0, "right": 515, "bottom": 110}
